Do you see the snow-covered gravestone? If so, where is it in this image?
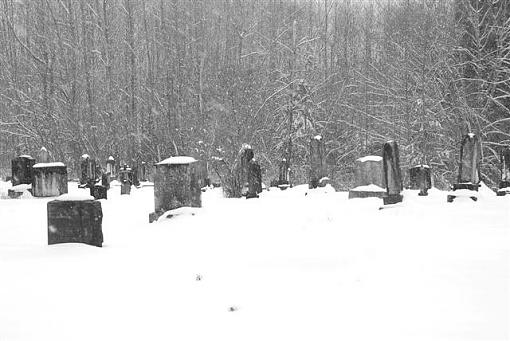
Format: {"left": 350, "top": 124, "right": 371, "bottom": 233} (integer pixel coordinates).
{"left": 37, "top": 147, "right": 50, "bottom": 163}
{"left": 497, "top": 148, "right": 510, "bottom": 196}
{"left": 119, "top": 165, "right": 133, "bottom": 195}
{"left": 80, "top": 154, "right": 96, "bottom": 187}
{"left": 447, "top": 134, "right": 481, "bottom": 202}
{"left": 309, "top": 135, "right": 327, "bottom": 189}
{"left": 278, "top": 158, "right": 290, "bottom": 189}
{"left": 382, "top": 141, "right": 403, "bottom": 205}
{"left": 11, "top": 155, "right": 35, "bottom": 186}
{"left": 409, "top": 165, "right": 431, "bottom": 196}
{"left": 246, "top": 160, "right": 262, "bottom": 199}
{"left": 32, "top": 162, "right": 68, "bottom": 197}
{"left": 149, "top": 156, "right": 202, "bottom": 223}
{"left": 106, "top": 156, "right": 116, "bottom": 180}
{"left": 348, "top": 155, "right": 385, "bottom": 199}
{"left": 47, "top": 194, "right": 103, "bottom": 247}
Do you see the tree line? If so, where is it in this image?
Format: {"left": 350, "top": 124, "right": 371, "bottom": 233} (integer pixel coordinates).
{"left": 0, "top": 0, "right": 508, "bottom": 189}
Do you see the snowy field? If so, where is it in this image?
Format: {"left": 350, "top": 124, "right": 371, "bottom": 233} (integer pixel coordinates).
{"left": 0, "top": 181, "right": 509, "bottom": 341}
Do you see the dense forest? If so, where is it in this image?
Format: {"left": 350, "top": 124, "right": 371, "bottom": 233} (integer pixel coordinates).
{"left": 0, "top": 0, "right": 509, "bottom": 189}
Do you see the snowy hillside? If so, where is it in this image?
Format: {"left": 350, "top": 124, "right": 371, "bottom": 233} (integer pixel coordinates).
{"left": 0, "top": 182, "right": 508, "bottom": 341}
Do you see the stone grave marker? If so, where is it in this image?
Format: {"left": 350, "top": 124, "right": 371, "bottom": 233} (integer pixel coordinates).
{"left": 106, "top": 156, "right": 117, "bottom": 180}
{"left": 11, "top": 155, "right": 35, "bottom": 186}
{"left": 119, "top": 165, "right": 133, "bottom": 195}
{"left": 348, "top": 155, "right": 385, "bottom": 199}
{"left": 278, "top": 158, "right": 290, "bottom": 189}
{"left": 497, "top": 148, "right": 510, "bottom": 196}
{"left": 382, "top": 141, "right": 403, "bottom": 205}
{"left": 246, "top": 160, "right": 262, "bottom": 199}
{"left": 80, "top": 154, "right": 97, "bottom": 187}
{"left": 409, "top": 165, "right": 432, "bottom": 196}
{"left": 32, "top": 162, "right": 68, "bottom": 197}
{"left": 309, "top": 135, "right": 327, "bottom": 189}
{"left": 149, "top": 156, "right": 201, "bottom": 223}
{"left": 239, "top": 144, "right": 254, "bottom": 196}
{"left": 447, "top": 134, "right": 481, "bottom": 202}
{"left": 37, "top": 147, "right": 50, "bottom": 163}
{"left": 48, "top": 194, "right": 103, "bottom": 247}
{"left": 90, "top": 184, "right": 107, "bottom": 200}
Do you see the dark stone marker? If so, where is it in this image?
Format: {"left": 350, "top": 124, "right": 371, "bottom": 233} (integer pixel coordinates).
{"left": 90, "top": 184, "right": 107, "bottom": 200}
{"left": 447, "top": 134, "right": 481, "bottom": 202}
{"left": 309, "top": 135, "right": 326, "bottom": 189}
{"left": 80, "top": 155, "right": 97, "bottom": 187}
{"left": 382, "top": 141, "right": 403, "bottom": 205}
{"left": 119, "top": 165, "right": 133, "bottom": 195}
{"left": 409, "top": 165, "right": 431, "bottom": 196}
{"left": 47, "top": 199, "right": 103, "bottom": 247}
{"left": 239, "top": 144, "right": 254, "bottom": 195}
{"left": 348, "top": 156, "right": 385, "bottom": 199}
{"left": 101, "top": 173, "right": 110, "bottom": 190}
{"left": 149, "top": 156, "right": 201, "bottom": 223}
{"left": 246, "top": 160, "right": 262, "bottom": 199}
{"left": 106, "top": 156, "right": 117, "bottom": 180}
{"left": 497, "top": 148, "right": 510, "bottom": 196}
{"left": 278, "top": 158, "right": 290, "bottom": 189}
{"left": 32, "top": 163, "right": 68, "bottom": 197}
{"left": 139, "top": 161, "right": 148, "bottom": 182}
{"left": 11, "top": 155, "right": 35, "bottom": 186}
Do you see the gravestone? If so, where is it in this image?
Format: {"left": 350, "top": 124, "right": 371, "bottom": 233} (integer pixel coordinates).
{"left": 106, "top": 156, "right": 117, "bottom": 180}
{"left": 447, "top": 134, "right": 481, "bottom": 202}
{"left": 246, "top": 160, "right": 262, "bottom": 199}
{"left": 149, "top": 156, "right": 201, "bottom": 223}
{"left": 90, "top": 184, "right": 107, "bottom": 200}
{"left": 278, "top": 158, "right": 290, "bottom": 189}
{"left": 131, "top": 161, "right": 140, "bottom": 187}
{"left": 348, "top": 156, "right": 386, "bottom": 199}
{"left": 101, "top": 172, "right": 110, "bottom": 190}
{"left": 382, "top": 141, "right": 403, "bottom": 205}
{"left": 32, "top": 162, "right": 68, "bottom": 197}
{"left": 409, "top": 165, "right": 432, "bottom": 196}
{"left": 47, "top": 195, "right": 103, "bottom": 247}
{"left": 239, "top": 144, "right": 254, "bottom": 196}
{"left": 11, "top": 155, "right": 35, "bottom": 186}
{"left": 80, "top": 154, "right": 97, "bottom": 187}
{"left": 37, "top": 147, "right": 50, "bottom": 163}
{"left": 139, "top": 161, "right": 148, "bottom": 182}
{"left": 497, "top": 148, "right": 510, "bottom": 196}
{"left": 309, "top": 135, "right": 326, "bottom": 189}
{"left": 119, "top": 165, "right": 133, "bottom": 195}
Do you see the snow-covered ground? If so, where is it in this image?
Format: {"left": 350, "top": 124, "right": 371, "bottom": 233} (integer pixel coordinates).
{"left": 0, "top": 181, "right": 508, "bottom": 341}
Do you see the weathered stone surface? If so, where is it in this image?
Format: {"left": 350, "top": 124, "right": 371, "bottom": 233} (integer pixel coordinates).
{"left": 382, "top": 141, "right": 403, "bottom": 205}
{"left": 151, "top": 156, "right": 201, "bottom": 222}
{"left": 11, "top": 155, "right": 35, "bottom": 186}
{"left": 90, "top": 184, "right": 107, "bottom": 200}
{"left": 47, "top": 199, "right": 103, "bottom": 247}
{"left": 449, "top": 134, "right": 481, "bottom": 202}
{"left": 37, "top": 147, "right": 50, "bottom": 163}
{"left": 239, "top": 144, "right": 254, "bottom": 195}
{"left": 409, "top": 165, "right": 431, "bottom": 196}
{"left": 497, "top": 148, "right": 510, "bottom": 196}
{"left": 246, "top": 160, "right": 262, "bottom": 199}
{"left": 106, "top": 156, "right": 117, "bottom": 180}
{"left": 32, "top": 164, "right": 68, "bottom": 197}
{"left": 309, "top": 136, "right": 326, "bottom": 189}
{"left": 278, "top": 158, "right": 290, "bottom": 189}
{"left": 119, "top": 165, "right": 133, "bottom": 195}
{"left": 80, "top": 155, "right": 97, "bottom": 187}
{"left": 348, "top": 156, "right": 385, "bottom": 199}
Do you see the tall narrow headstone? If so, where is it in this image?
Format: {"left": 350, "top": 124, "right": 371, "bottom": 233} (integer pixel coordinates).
{"left": 48, "top": 196, "right": 103, "bottom": 247}
{"left": 497, "top": 148, "right": 510, "bottom": 196}
{"left": 11, "top": 155, "right": 35, "bottom": 186}
{"left": 239, "top": 144, "right": 254, "bottom": 195}
{"left": 80, "top": 154, "right": 97, "bottom": 187}
{"left": 149, "top": 156, "right": 202, "bottom": 223}
{"left": 309, "top": 135, "right": 326, "bottom": 189}
{"left": 447, "top": 134, "right": 481, "bottom": 202}
{"left": 119, "top": 165, "right": 133, "bottom": 195}
{"left": 32, "top": 162, "right": 68, "bottom": 197}
{"left": 139, "top": 161, "right": 148, "bottom": 182}
{"left": 106, "top": 156, "right": 116, "bottom": 180}
{"left": 278, "top": 158, "right": 290, "bottom": 189}
{"left": 382, "top": 141, "right": 403, "bottom": 205}
{"left": 409, "top": 165, "right": 432, "bottom": 196}
{"left": 246, "top": 160, "right": 262, "bottom": 199}
{"left": 348, "top": 155, "right": 386, "bottom": 199}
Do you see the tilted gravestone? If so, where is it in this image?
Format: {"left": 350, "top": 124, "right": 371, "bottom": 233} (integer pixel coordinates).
{"left": 382, "top": 141, "right": 403, "bottom": 205}
{"left": 11, "top": 155, "right": 35, "bottom": 186}
{"left": 149, "top": 156, "right": 201, "bottom": 223}
{"left": 497, "top": 148, "right": 510, "bottom": 196}
{"left": 47, "top": 195, "right": 103, "bottom": 247}
{"left": 246, "top": 160, "right": 262, "bottom": 199}
{"left": 348, "top": 155, "right": 386, "bottom": 199}
{"left": 447, "top": 134, "right": 481, "bottom": 202}
{"left": 32, "top": 162, "right": 68, "bottom": 197}
{"left": 409, "top": 165, "right": 432, "bottom": 196}
{"left": 80, "top": 154, "right": 97, "bottom": 187}
{"left": 309, "top": 135, "right": 327, "bottom": 189}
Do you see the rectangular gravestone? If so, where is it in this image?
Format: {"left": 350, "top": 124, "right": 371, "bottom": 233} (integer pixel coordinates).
{"left": 80, "top": 154, "right": 97, "bottom": 187}
{"left": 409, "top": 165, "right": 431, "bottom": 196}
{"left": 309, "top": 135, "right": 326, "bottom": 189}
{"left": 239, "top": 144, "right": 254, "bottom": 196}
{"left": 149, "top": 156, "right": 201, "bottom": 223}
{"left": 90, "top": 184, "right": 107, "bottom": 200}
{"left": 32, "top": 163, "right": 68, "bottom": 197}
{"left": 48, "top": 196, "right": 103, "bottom": 247}
{"left": 448, "top": 134, "right": 481, "bottom": 202}
{"left": 106, "top": 156, "right": 117, "bottom": 181}
{"left": 348, "top": 155, "right": 386, "bottom": 199}
{"left": 246, "top": 160, "right": 262, "bottom": 199}
{"left": 278, "top": 158, "right": 290, "bottom": 190}
{"left": 119, "top": 166, "right": 133, "bottom": 195}
{"left": 382, "top": 141, "right": 403, "bottom": 205}
{"left": 497, "top": 148, "right": 510, "bottom": 196}
{"left": 11, "top": 155, "right": 35, "bottom": 186}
